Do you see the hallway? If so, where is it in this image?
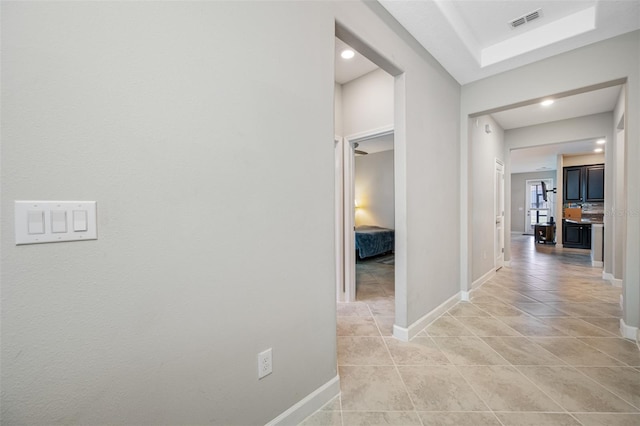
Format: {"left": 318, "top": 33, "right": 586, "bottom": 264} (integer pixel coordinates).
{"left": 302, "top": 235, "right": 640, "bottom": 425}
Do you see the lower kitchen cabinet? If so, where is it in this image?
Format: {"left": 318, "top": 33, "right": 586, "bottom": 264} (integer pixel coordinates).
{"left": 563, "top": 221, "right": 591, "bottom": 249}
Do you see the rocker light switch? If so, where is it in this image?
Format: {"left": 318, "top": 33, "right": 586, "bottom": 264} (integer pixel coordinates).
{"left": 27, "top": 211, "right": 45, "bottom": 234}
{"left": 73, "top": 210, "right": 88, "bottom": 232}
{"left": 51, "top": 210, "right": 67, "bottom": 233}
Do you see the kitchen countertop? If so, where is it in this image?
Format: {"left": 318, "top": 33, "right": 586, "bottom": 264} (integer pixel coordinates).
{"left": 564, "top": 219, "right": 604, "bottom": 225}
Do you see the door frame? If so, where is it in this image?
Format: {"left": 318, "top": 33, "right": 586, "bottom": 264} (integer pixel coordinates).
{"left": 340, "top": 125, "right": 394, "bottom": 302}
{"left": 524, "top": 178, "right": 554, "bottom": 235}
{"left": 495, "top": 159, "right": 505, "bottom": 270}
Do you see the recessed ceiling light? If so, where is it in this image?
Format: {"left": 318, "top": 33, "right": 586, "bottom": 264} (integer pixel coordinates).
{"left": 541, "top": 99, "right": 554, "bottom": 106}
{"left": 596, "top": 139, "right": 606, "bottom": 144}
{"left": 341, "top": 49, "right": 355, "bottom": 59}
{"left": 594, "top": 148, "right": 603, "bottom": 153}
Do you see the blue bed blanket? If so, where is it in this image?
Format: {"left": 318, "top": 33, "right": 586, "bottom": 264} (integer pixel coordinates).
{"left": 355, "top": 226, "right": 395, "bottom": 259}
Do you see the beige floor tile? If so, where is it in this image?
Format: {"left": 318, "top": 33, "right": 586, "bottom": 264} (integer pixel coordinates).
{"left": 369, "top": 300, "right": 395, "bottom": 317}
{"left": 423, "top": 315, "right": 474, "bottom": 337}
{"left": 337, "top": 316, "right": 380, "bottom": 336}
{"left": 518, "top": 366, "right": 638, "bottom": 412}
{"left": 578, "top": 338, "right": 640, "bottom": 366}
{"left": 357, "top": 285, "right": 389, "bottom": 301}
{"left": 545, "top": 302, "right": 611, "bottom": 317}
{"left": 540, "top": 317, "right": 617, "bottom": 337}
{"left": 447, "top": 303, "right": 490, "bottom": 317}
{"left": 456, "top": 316, "right": 522, "bottom": 336}
{"left": 418, "top": 411, "right": 500, "bottom": 425}
{"left": 460, "top": 365, "right": 563, "bottom": 411}
{"left": 384, "top": 336, "right": 451, "bottom": 365}
{"left": 298, "top": 410, "right": 342, "bottom": 426}
{"left": 320, "top": 396, "right": 341, "bottom": 411}
{"left": 482, "top": 336, "right": 566, "bottom": 365}
{"left": 495, "top": 315, "right": 567, "bottom": 337}
{"left": 373, "top": 315, "right": 395, "bottom": 337}
{"left": 572, "top": 413, "right": 640, "bottom": 426}
{"left": 339, "top": 366, "right": 413, "bottom": 411}
{"left": 341, "top": 411, "right": 421, "bottom": 425}
{"left": 471, "top": 302, "right": 528, "bottom": 316}
{"left": 433, "top": 336, "right": 509, "bottom": 365}
{"left": 513, "top": 302, "right": 567, "bottom": 317}
{"left": 337, "top": 302, "right": 371, "bottom": 317}
{"left": 521, "top": 291, "right": 568, "bottom": 303}
{"left": 529, "top": 337, "right": 624, "bottom": 366}
{"left": 398, "top": 365, "right": 489, "bottom": 411}
{"left": 577, "top": 367, "right": 640, "bottom": 409}
{"left": 494, "top": 412, "right": 581, "bottom": 425}
{"left": 580, "top": 317, "right": 623, "bottom": 335}
{"left": 337, "top": 337, "right": 393, "bottom": 366}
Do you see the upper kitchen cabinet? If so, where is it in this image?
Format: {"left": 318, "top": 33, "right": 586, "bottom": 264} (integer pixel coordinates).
{"left": 585, "top": 165, "right": 605, "bottom": 201}
{"left": 563, "top": 164, "right": 604, "bottom": 203}
{"left": 564, "top": 166, "right": 583, "bottom": 202}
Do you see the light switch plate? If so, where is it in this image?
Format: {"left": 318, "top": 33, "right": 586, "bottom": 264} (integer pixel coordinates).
{"left": 15, "top": 201, "right": 97, "bottom": 245}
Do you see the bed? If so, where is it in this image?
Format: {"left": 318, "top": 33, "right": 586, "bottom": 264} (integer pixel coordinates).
{"left": 355, "top": 226, "right": 395, "bottom": 259}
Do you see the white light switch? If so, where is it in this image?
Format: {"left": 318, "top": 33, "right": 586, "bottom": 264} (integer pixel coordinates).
{"left": 51, "top": 210, "right": 67, "bottom": 233}
{"left": 73, "top": 210, "right": 88, "bottom": 232}
{"left": 15, "top": 201, "right": 97, "bottom": 245}
{"left": 27, "top": 211, "right": 45, "bottom": 234}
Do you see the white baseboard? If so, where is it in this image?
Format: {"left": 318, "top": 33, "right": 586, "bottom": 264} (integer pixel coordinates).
{"left": 620, "top": 319, "right": 638, "bottom": 341}
{"left": 472, "top": 269, "right": 496, "bottom": 290}
{"left": 591, "top": 260, "right": 603, "bottom": 267}
{"left": 602, "top": 272, "right": 622, "bottom": 287}
{"left": 267, "top": 375, "right": 340, "bottom": 426}
{"left": 393, "top": 292, "right": 461, "bottom": 342}
{"left": 637, "top": 329, "right": 640, "bottom": 351}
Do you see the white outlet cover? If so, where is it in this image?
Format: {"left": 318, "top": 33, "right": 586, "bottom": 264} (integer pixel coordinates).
{"left": 258, "top": 348, "right": 272, "bottom": 379}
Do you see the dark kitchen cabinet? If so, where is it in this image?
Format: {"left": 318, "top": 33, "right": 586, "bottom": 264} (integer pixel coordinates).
{"left": 563, "top": 164, "right": 604, "bottom": 203}
{"left": 563, "top": 167, "right": 583, "bottom": 202}
{"left": 585, "top": 165, "right": 605, "bottom": 201}
{"left": 563, "top": 221, "right": 591, "bottom": 249}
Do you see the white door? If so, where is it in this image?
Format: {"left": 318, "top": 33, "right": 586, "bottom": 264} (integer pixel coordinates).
{"left": 524, "top": 179, "right": 553, "bottom": 234}
{"left": 495, "top": 160, "right": 504, "bottom": 270}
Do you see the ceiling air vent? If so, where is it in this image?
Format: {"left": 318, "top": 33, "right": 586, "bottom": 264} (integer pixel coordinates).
{"left": 509, "top": 8, "right": 543, "bottom": 29}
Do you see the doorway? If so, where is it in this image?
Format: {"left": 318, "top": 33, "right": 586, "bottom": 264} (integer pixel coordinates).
{"left": 524, "top": 178, "right": 554, "bottom": 235}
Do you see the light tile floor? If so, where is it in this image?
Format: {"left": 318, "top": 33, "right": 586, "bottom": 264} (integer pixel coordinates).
{"left": 300, "top": 235, "right": 640, "bottom": 425}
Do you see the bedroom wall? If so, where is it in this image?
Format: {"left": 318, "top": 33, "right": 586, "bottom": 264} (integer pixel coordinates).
{"left": 1, "top": 0, "right": 462, "bottom": 424}
{"left": 355, "top": 150, "right": 395, "bottom": 229}
{"left": 470, "top": 114, "right": 505, "bottom": 283}
{"left": 461, "top": 30, "right": 640, "bottom": 332}
{"left": 510, "top": 171, "right": 557, "bottom": 234}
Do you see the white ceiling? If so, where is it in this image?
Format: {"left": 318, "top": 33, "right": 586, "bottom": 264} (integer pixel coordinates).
{"left": 378, "top": 0, "right": 640, "bottom": 85}
{"left": 510, "top": 139, "right": 605, "bottom": 174}
{"left": 335, "top": 38, "right": 379, "bottom": 85}
{"left": 491, "top": 85, "right": 622, "bottom": 129}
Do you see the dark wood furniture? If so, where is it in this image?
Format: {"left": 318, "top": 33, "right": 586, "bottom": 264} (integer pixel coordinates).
{"left": 563, "top": 164, "right": 604, "bottom": 204}
{"left": 562, "top": 220, "right": 592, "bottom": 249}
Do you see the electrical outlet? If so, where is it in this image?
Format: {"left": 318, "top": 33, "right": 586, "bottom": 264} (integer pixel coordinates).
{"left": 258, "top": 348, "right": 272, "bottom": 379}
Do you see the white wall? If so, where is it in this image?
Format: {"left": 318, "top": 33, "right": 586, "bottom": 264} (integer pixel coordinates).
{"left": 355, "top": 151, "right": 395, "bottom": 229}
{"left": 470, "top": 115, "right": 505, "bottom": 281}
{"left": 342, "top": 68, "right": 394, "bottom": 136}
{"left": 511, "top": 171, "right": 557, "bottom": 234}
{"left": 1, "top": 1, "right": 462, "bottom": 423}
{"left": 461, "top": 31, "right": 640, "bottom": 331}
